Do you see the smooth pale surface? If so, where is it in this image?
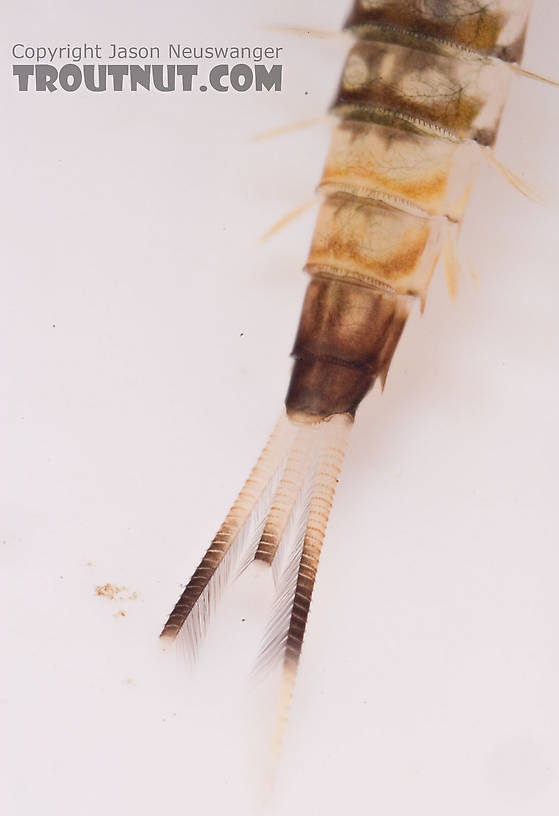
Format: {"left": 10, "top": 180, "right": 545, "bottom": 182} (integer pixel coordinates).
{"left": 2, "top": 1, "right": 559, "bottom": 815}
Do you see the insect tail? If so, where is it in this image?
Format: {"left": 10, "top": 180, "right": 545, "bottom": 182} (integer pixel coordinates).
{"left": 160, "top": 413, "right": 351, "bottom": 683}
{"left": 253, "top": 423, "right": 319, "bottom": 571}
{"left": 159, "top": 413, "right": 295, "bottom": 658}
{"left": 253, "top": 414, "right": 352, "bottom": 752}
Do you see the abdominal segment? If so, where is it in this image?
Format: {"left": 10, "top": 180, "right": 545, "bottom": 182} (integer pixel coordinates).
{"left": 286, "top": 0, "right": 530, "bottom": 421}
{"left": 286, "top": 278, "right": 410, "bottom": 420}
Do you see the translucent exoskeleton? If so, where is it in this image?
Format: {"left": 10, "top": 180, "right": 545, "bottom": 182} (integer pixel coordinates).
{"left": 160, "top": 0, "right": 559, "bottom": 781}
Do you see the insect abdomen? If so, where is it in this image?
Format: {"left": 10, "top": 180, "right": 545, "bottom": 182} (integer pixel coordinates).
{"left": 160, "top": 0, "right": 537, "bottom": 739}
{"left": 344, "top": 0, "right": 532, "bottom": 62}
{"left": 286, "top": 0, "right": 532, "bottom": 421}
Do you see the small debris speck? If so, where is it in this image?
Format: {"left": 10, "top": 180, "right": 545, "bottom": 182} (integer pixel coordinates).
{"left": 95, "top": 583, "right": 138, "bottom": 601}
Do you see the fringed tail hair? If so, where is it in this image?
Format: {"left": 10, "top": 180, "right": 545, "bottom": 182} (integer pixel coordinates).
{"left": 160, "top": 413, "right": 352, "bottom": 733}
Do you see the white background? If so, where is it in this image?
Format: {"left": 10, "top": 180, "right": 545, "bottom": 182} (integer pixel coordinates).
{"left": 2, "top": 1, "right": 559, "bottom": 814}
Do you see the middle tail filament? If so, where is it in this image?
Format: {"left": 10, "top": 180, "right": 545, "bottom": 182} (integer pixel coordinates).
{"left": 254, "top": 424, "right": 318, "bottom": 567}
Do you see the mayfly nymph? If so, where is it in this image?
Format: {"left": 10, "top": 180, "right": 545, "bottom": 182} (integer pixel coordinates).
{"left": 160, "top": 0, "right": 548, "bottom": 734}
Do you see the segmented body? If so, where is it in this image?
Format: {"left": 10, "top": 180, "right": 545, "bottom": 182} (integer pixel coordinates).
{"left": 287, "top": 0, "right": 532, "bottom": 421}
{"left": 161, "top": 0, "right": 536, "bottom": 736}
